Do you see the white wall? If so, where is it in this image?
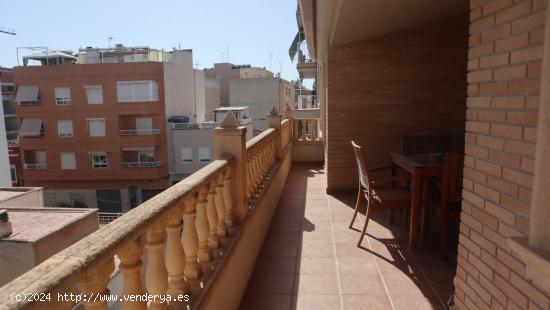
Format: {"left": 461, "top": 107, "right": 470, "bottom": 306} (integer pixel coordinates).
{"left": 163, "top": 51, "right": 196, "bottom": 121}
{"left": 194, "top": 70, "right": 206, "bottom": 124}
{"left": 0, "top": 92, "right": 11, "bottom": 187}
{"left": 229, "top": 78, "right": 279, "bottom": 133}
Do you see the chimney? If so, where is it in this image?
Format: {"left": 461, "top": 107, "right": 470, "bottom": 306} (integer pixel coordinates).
{"left": 0, "top": 209, "right": 12, "bottom": 238}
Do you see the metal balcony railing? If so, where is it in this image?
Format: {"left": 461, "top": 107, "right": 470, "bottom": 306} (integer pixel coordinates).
{"left": 119, "top": 129, "right": 161, "bottom": 136}
{"left": 24, "top": 163, "right": 47, "bottom": 169}
{"left": 97, "top": 212, "right": 125, "bottom": 224}
{"left": 122, "top": 161, "right": 162, "bottom": 168}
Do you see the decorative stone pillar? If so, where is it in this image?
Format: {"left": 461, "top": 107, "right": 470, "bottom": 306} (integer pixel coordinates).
{"left": 195, "top": 186, "right": 212, "bottom": 263}
{"left": 266, "top": 106, "right": 282, "bottom": 157}
{"left": 213, "top": 112, "right": 247, "bottom": 224}
{"left": 145, "top": 223, "right": 168, "bottom": 310}
{"left": 206, "top": 181, "right": 220, "bottom": 250}
{"left": 214, "top": 173, "right": 227, "bottom": 238}
{"left": 223, "top": 168, "right": 234, "bottom": 229}
{"left": 77, "top": 259, "right": 115, "bottom": 310}
{"left": 165, "top": 209, "right": 187, "bottom": 298}
{"left": 118, "top": 239, "right": 146, "bottom": 310}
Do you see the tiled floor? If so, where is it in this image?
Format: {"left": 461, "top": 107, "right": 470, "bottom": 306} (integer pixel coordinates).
{"left": 240, "top": 163, "right": 456, "bottom": 310}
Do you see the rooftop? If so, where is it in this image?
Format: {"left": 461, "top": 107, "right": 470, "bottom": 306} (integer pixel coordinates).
{"left": 2, "top": 207, "right": 97, "bottom": 242}
{"left": 0, "top": 187, "right": 42, "bottom": 205}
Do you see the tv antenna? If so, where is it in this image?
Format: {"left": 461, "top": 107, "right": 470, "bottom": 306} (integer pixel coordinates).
{"left": 108, "top": 36, "right": 115, "bottom": 48}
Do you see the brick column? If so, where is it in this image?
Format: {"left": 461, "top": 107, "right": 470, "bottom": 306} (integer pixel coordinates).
{"left": 529, "top": 1, "right": 550, "bottom": 252}
{"left": 213, "top": 112, "right": 248, "bottom": 224}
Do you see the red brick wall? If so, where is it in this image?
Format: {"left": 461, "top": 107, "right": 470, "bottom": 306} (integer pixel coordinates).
{"left": 454, "top": 0, "right": 550, "bottom": 308}
{"left": 325, "top": 16, "right": 469, "bottom": 191}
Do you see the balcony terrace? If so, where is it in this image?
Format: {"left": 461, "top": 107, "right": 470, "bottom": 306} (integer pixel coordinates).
{"left": 240, "top": 163, "right": 454, "bottom": 310}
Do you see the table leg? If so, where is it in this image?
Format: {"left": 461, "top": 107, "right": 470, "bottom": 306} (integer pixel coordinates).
{"left": 420, "top": 177, "right": 430, "bottom": 247}
{"left": 409, "top": 172, "right": 421, "bottom": 249}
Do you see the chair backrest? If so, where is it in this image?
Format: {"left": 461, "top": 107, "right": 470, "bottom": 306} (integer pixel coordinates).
{"left": 403, "top": 135, "right": 454, "bottom": 154}
{"left": 351, "top": 141, "right": 370, "bottom": 195}
{"left": 441, "top": 153, "right": 464, "bottom": 203}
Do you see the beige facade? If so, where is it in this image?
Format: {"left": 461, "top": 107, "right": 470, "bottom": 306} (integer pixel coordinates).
{"left": 229, "top": 77, "right": 294, "bottom": 134}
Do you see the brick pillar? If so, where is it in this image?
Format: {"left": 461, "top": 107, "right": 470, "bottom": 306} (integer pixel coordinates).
{"left": 213, "top": 112, "right": 248, "bottom": 224}
{"left": 530, "top": 1, "right": 550, "bottom": 252}
{"left": 266, "top": 106, "right": 282, "bottom": 155}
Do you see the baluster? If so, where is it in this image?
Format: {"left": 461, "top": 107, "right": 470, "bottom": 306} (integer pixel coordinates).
{"left": 215, "top": 173, "right": 227, "bottom": 238}
{"left": 223, "top": 168, "right": 234, "bottom": 228}
{"left": 206, "top": 181, "right": 220, "bottom": 250}
{"left": 182, "top": 195, "right": 201, "bottom": 287}
{"left": 196, "top": 186, "right": 212, "bottom": 262}
{"left": 146, "top": 222, "right": 168, "bottom": 310}
{"left": 165, "top": 209, "right": 187, "bottom": 298}
{"left": 77, "top": 259, "right": 115, "bottom": 310}
{"left": 118, "top": 239, "right": 146, "bottom": 310}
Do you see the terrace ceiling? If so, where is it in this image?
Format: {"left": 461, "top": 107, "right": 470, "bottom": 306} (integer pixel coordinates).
{"left": 329, "top": 0, "right": 469, "bottom": 46}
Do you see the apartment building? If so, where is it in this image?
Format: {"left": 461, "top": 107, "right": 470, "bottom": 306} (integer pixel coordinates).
{"left": 1, "top": 67, "right": 17, "bottom": 140}
{"left": 229, "top": 75, "right": 295, "bottom": 134}
{"left": 166, "top": 106, "right": 253, "bottom": 183}
{"left": 14, "top": 47, "right": 205, "bottom": 212}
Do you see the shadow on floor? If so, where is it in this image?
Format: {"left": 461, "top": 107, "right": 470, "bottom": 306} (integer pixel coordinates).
{"left": 240, "top": 163, "right": 456, "bottom": 310}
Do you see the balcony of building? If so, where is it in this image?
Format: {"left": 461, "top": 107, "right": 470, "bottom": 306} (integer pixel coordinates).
{"left": 23, "top": 150, "right": 47, "bottom": 170}
{"left": 121, "top": 148, "right": 161, "bottom": 168}
{"left": 118, "top": 115, "right": 161, "bottom": 136}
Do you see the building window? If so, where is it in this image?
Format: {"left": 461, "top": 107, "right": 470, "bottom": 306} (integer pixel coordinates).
{"left": 116, "top": 81, "right": 158, "bottom": 102}
{"left": 55, "top": 87, "right": 71, "bottom": 105}
{"left": 85, "top": 85, "right": 103, "bottom": 104}
{"left": 181, "top": 147, "right": 192, "bottom": 163}
{"left": 198, "top": 147, "right": 211, "bottom": 162}
{"left": 57, "top": 120, "right": 74, "bottom": 137}
{"left": 60, "top": 152, "right": 76, "bottom": 170}
{"left": 87, "top": 118, "right": 106, "bottom": 137}
{"left": 43, "top": 193, "right": 56, "bottom": 207}
{"left": 138, "top": 150, "right": 155, "bottom": 162}
{"left": 91, "top": 154, "right": 108, "bottom": 169}
{"left": 9, "top": 165, "right": 16, "bottom": 183}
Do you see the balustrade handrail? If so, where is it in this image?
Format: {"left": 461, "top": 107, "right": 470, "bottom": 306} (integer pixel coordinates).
{"left": 0, "top": 152, "right": 236, "bottom": 309}
{"left": 246, "top": 127, "right": 276, "bottom": 151}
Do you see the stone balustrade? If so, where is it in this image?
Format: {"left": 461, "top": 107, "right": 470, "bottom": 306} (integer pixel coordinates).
{"left": 0, "top": 110, "right": 296, "bottom": 310}
{"left": 0, "top": 155, "right": 235, "bottom": 309}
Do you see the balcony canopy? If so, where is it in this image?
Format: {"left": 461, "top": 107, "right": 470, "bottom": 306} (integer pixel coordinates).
{"left": 19, "top": 118, "right": 43, "bottom": 137}
{"left": 14, "top": 85, "right": 39, "bottom": 102}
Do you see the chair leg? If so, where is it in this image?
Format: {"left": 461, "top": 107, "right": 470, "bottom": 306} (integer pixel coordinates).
{"left": 358, "top": 204, "right": 373, "bottom": 247}
{"left": 349, "top": 185, "right": 363, "bottom": 229}
{"left": 420, "top": 178, "right": 430, "bottom": 246}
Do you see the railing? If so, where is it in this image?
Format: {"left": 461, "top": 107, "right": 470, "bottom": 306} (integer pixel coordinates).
{"left": 18, "top": 101, "right": 40, "bottom": 106}
{"left": 294, "top": 119, "right": 322, "bottom": 143}
{"left": 97, "top": 212, "right": 125, "bottom": 224}
{"left": 0, "top": 113, "right": 297, "bottom": 310}
{"left": 1, "top": 154, "right": 235, "bottom": 309}
{"left": 23, "top": 163, "right": 47, "bottom": 169}
{"left": 172, "top": 119, "right": 252, "bottom": 130}
{"left": 245, "top": 128, "right": 277, "bottom": 206}
{"left": 122, "top": 161, "right": 162, "bottom": 168}
{"left": 119, "top": 129, "right": 161, "bottom": 136}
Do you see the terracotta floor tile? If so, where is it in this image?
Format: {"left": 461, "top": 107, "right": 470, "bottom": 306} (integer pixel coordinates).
{"left": 292, "top": 294, "right": 341, "bottom": 310}
{"left": 241, "top": 164, "right": 456, "bottom": 310}
{"left": 341, "top": 294, "right": 393, "bottom": 310}
{"left": 294, "top": 274, "right": 339, "bottom": 295}
{"left": 255, "top": 256, "right": 298, "bottom": 275}
{"left": 297, "top": 257, "right": 337, "bottom": 275}
{"left": 339, "top": 273, "right": 387, "bottom": 295}
{"left": 300, "top": 241, "right": 335, "bottom": 258}
{"left": 391, "top": 294, "right": 445, "bottom": 310}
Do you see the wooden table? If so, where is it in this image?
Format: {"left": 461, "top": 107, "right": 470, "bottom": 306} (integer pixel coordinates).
{"left": 390, "top": 153, "right": 443, "bottom": 248}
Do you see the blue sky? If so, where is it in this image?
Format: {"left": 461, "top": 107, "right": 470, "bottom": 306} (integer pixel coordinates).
{"left": 0, "top": 0, "right": 302, "bottom": 82}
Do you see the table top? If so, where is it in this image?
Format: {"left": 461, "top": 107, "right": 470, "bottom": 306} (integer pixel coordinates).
{"left": 390, "top": 152, "right": 443, "bottom": 174}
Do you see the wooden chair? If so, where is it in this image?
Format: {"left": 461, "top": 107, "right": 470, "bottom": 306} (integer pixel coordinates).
{"left": 422, "top": 153, "right": 464, "bottom": 259}
{"left": 349, "top": 141, "right": 412, "bottom": 247}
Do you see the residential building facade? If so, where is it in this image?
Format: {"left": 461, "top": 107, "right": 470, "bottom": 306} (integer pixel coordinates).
{"left": 229, "top": 75, "right": 295, "bottom": 134}
{"left": 14, "top": 48, "right": 205, "bottom": 212}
